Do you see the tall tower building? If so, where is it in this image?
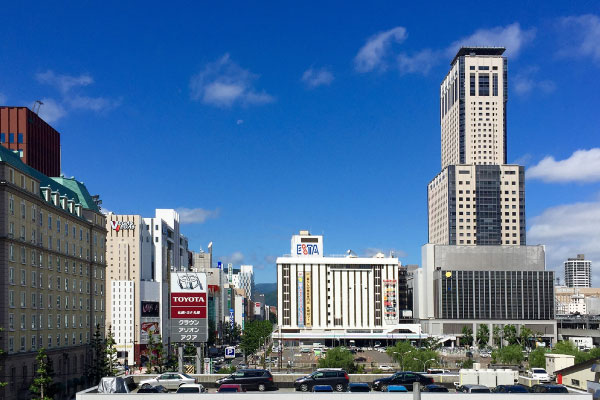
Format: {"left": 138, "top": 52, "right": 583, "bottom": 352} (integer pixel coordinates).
{"left": 0, "top": 107, "right": 61, "bottom": 176}
{"left": 428, "top": 47, "right": 525, "bottom": 246}
{"left": 564, "top": 254, "right": 592, "bottom": 288}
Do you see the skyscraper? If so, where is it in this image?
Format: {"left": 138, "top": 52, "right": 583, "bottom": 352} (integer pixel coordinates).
{"left": 0, "top": 107, "right": 61, "bottom": 176}
{"left": 428, "top": 47, "right": 525, "bottom": 246}
{"left": 564, "top": 254, "right": 592, "bottom": 288}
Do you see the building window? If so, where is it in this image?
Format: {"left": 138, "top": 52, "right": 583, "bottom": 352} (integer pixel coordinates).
{"left": 492, "top": 73, "right": 498, "bottom": 96}
{"left": 479, "top": 73, "right": 490, "bottom": 96}
{"left": 9, "top": 133, "right": 14, "bottom": 143}
{"left": 470, "top": 73, "right": 476, "bottom": 95}
{"left": 17, "top": 133, "right": 23, "bottom": 143}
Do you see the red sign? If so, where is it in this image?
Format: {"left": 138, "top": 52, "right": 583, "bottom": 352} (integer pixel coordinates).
{"left": 170, "top": 306, "right": 207, "bottom": 318}
{"left": 171, "top": 293, "right": 206, "bottom": 306}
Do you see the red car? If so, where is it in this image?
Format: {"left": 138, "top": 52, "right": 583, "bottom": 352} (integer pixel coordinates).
{"left": 218, "top": 384, "right": 245, "bottom": 393}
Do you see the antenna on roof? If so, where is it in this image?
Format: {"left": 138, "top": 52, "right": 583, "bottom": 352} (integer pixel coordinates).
{"left": 32, "top": 100, "right": 43, "bottom": 115}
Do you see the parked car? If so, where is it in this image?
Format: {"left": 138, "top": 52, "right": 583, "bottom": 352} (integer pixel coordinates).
{"left": 176, "top": 384, "right": 206, "bottom": 393}
{"left": 372, "top": 372, "right": 433, "bottom": 392}
{"left": 218, "top": 384, "right": 245, "bottom": 393}
{"left": 215, "top": 369, "right": 274, "bottom": 392}
{"left": 493, "top": 385, "right": 529, "bottom": 393}
{"left": 530, "top": 384, "right": 569, "bottom": 393}
{"left": 294, "top": 369, "right": 349, "bottom": 392}
{"left": 422, "top": 384, "right": 449, "bottom": 392}
{"left": 347, "top": 383, "right": 370, "bottom": 392}
{"left": 312, "top": 385, "right": 334, "bottom": 392}
{"left": 456, "top": 384, "right": 491, "bottom": 393}
{"left": 137, "top": 384, "right": 168, "bottom": 393}
{"left": 379, "top": 365, "right": 394, "bottom": 371}
{"left": 426, "top": 368, "right": 449, "bottom": 374}
{"left": 528, "top": 368, "right": 551, "bottom": 382}
{"left": 139, "top": 372, "right": 196, "bottom": 390}
{"left": 354, "top": 356, "right": 367, "bottom": 362}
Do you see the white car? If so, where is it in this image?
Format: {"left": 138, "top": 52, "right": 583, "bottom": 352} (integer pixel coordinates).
{"left": 140, "top": 372, "right": 196, "bottom": 390}
{"left": 176, "top": 383, "right": 206, "bottom": 393}
{"left": 379, "top": 365, "right": 394, "bottom": 371}
{"left": 529, "top": 368, "right": 551, "bottom": 382}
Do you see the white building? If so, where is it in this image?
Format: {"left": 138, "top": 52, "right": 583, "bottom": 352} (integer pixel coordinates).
{"left": 276, "top": 231, "right": 422, "bottom": 344}
{"left": 565, "top": 254, "right": 592, "bottom": 288}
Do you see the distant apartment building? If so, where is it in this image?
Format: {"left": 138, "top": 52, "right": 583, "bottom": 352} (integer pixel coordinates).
{"left": 565, "top": 254, "right": 592, "bottom": 288}
{"left": 105, "top": 210, "right": 189, "bottom": 365}
{"left": 0, "top": 145, "right": 106, "bottom": 400}
{"left": 0, "top": 107, "right": 61, "bottom": 176}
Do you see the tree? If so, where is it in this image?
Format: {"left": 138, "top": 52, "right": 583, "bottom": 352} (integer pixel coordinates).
{"left": 146, "top": 333, "right": 166, "bottom": 373}
{"left": 421, "top": 336, "right": 442, "bottom": 351}
{"left": 87, "top": 324, "right": 108, "bottom": 385}
{"left": 240, "top": 320, "right": 272, "bottom": 362}
{"left": 492, "top": 344, "right": 523, "bottom": 365}
{"left": 224, "top": 323, "right": 242, "bottom": 344}
{"left": 529, "top": 347, "right": 549, "bottom": 368}
{"left": 461, "top": 326, "right": 473, "bottom": 348}
{"left": 551, "top": 340, "right": 600, "bottom": 364}
{"left": 317, "top": 347, "right": 357, "bottom": 373}
{"left": 518, "top": 327, "right": 535, "bottom": 349}
{"left": 503, "top": 325, "right": 518, "bottom": 346}
{"left": 493, "top": 326, "right": 502, "bottom": 348}
{"left": 476, "top": 325, "right": 490, "bottom": 347}
{"left": 106, "top": 325, "right": 118, "bottom": 375}
{"left": 387, "top": 341, "right": 413, "bottom": 371}
{"left": 387, "top": 341, "right": 439, "bottom": 372}
{"left": 30, "top": 348, "right": 54, "bottom": 400}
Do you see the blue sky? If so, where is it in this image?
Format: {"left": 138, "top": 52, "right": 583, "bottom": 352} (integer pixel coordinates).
{"left": 2, "top": 1, "right": 600, "bottom": 284}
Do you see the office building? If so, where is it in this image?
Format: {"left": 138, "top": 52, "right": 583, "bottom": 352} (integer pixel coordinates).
{"left": 429, "top": 47, "right": 525, "bottom": 246}
{"left": 555, "top": 287, "right": 600, "bottom": 315}
{"left": 0, "top": 107, "right": 61, "bottom": 176}
{"left": 192, "top": 246, "right": 227, "bottom": 340}
{"left": 276, "top": 231, "right": 422, "bottom": 344}
{"left": 414, "top": 244, "right": 556, "bottom": 344}
{"left": 105, "top": 210, "right": 190, "bottom": 365}
{"left": 565, "top": 254, "right": 592, "bottom": 288}
{"left": 0, "top": 145, "right": 106, "bottom": 400}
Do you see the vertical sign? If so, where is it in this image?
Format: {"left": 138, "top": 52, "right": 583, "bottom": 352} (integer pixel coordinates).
{"left": 305, "top": 272, "right": 312, "bottom": 327}
{"left": 229, "top": 308, "right": 235, "bottom": 331}
{"left": 170, "top": 272, "right": 208, "bottom": 342}
{"left": 297, "top": 272, "right": 304, "bottom": 327}
{"left": 383, "top": 280, "right": 398, "bottom": 321}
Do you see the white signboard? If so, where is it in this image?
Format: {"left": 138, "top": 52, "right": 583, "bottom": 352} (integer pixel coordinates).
{"left": 291, "top": 234, "right": 323, "bottom": 257}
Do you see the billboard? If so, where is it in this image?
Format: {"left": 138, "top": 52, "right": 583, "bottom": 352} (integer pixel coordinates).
{"left": 170, "top": 272, "right": 208, "bottom": 343}
{"left": 297, "top": 272, "right": 304, "bottom": 327}
{"left": 305, "top": 272, "right": 312, "bottom": 327}
{"left": 141, "top": 322, "right": 160, "bottom": 342}
{"left": 291, "top": 235, "right": 323, "bottom": 257}
{"left": 383, "top": 280, "right": 398, "bottom": 320}
{"left": 141, "top": 301, "right": 160, "bottom": 317}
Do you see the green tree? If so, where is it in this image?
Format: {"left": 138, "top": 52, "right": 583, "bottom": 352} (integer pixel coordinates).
{"left": 459, "top": 358, "right": 474, "bottom": 369}
{"left": 421, "top": 336, "right": 442, "bottom": 351}
{"left": 239, "top": 320, "right": 272, "bottom": 362}
{"left": 387, "top": 341, "right": 414, "bottom": 371}
{"left": 87, "top": 324, "right": 108, "bottom": 385}
{"left": 317, "top": 347, "right": 357, "bottom": 373}
{"left": 503, "top": 325, "right": 518, "bottom": 346}
{"left": 387, "top": 341, "right": 439, "bottom": 372}
{"left": 106, "top": 325, "right": 118, "bottom": 375}
{"left": 461, "top": 326, "right": 473, "bottom": 348}
{"left": 493, "top": 326, "right": 502, "bottom": 348}
{"left": 29, "top": 348, "right": 54, "bottom": 400}
{"left": 147, "top": 333, "right": 166, "bottom": 373}
{"left": 529, "top": 347, "right": 549, "bottom": 368}
{"left": 476, "top": 325, "right": 490, "bottom": 347}
{"left": 224, "top": 323, "right": 242, "bottom": 344}
{"left": 491, "top": 344, "right": 524, "bottom": 365}
{"left": 518, "top": 327, "right": 535, "bottom": 349}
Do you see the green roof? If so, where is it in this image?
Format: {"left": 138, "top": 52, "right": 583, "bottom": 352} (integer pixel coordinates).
{"left": 0, "top": 145, "right": 100, "bottom": 212}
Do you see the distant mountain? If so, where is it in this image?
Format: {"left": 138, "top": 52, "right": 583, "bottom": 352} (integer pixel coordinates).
{"left": 255, "top": 283, "right": 277, "bottom": 307}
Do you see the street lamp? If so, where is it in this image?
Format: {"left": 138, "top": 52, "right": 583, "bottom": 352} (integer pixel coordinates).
{"left": 413, "top": 357, "right": 436, "bottom": 372}
{"left": 394, "top": 351, "right": 411, "bottom": 371}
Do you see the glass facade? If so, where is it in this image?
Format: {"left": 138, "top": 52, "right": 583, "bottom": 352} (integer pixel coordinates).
{"left": 475, "top": 166, "right": 502, "bottom": 245}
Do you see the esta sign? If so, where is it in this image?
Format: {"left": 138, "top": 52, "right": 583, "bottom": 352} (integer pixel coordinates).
{"left": 296, "top": 244, "right": 319, "bottom": 255}
{"left": 110, "top": 221, "right": 135, "bottom": 231}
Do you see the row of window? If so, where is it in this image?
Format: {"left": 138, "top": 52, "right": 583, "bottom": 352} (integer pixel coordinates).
{"left": 7, "top": 290, "right": 104, "bottom": 310}
{"left": 0, "top": 132, "right": 24, "bottom": 143}
{"left": 7, "top": 332, "right": 92, "bottom": 353}
{"left": 8, "top": 312, "right": 90, "bottom": 330}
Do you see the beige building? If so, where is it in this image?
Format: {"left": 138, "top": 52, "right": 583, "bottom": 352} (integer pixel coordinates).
{"left": 555, "top": 286, "right": 600, "bottom": 315}
{"left": 555, "top": 358, "right": 600, "bottom": 392}
{"left": 0, "top": 146, "right": 106, "bottom": 400}
{"left": 429, "top": 47, "right": 525, "bottom": 246}
{"left": 440, "top": 47, "right": 507, "bottom": 169}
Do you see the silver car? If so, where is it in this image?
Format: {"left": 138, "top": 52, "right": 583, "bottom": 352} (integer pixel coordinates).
{"left": 140, "top": 372, "right": 196, "bottom": 390}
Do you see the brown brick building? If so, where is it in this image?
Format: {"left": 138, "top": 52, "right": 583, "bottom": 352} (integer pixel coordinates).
{"left": 0, "top": 107, "right": 61, "bottom": 177}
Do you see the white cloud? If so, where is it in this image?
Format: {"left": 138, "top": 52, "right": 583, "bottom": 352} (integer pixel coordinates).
{"left": 527, "top": 148, "right": 600, "bottom": 183}
{"left": 397, "top": 49, "right": 440, "bottom": 75}
{"left": 35, "top": 70, "right": 119, "bottom": 122}
{"left": 558, "top": 14, "right": 600, "bottom": 63}
{"left": 0, "top": 93, "right": 7, "bottom": 104}
{"left": 236, "top": 119, "right": 244, "bottom": 125}
{"left": 447, "top": 23, "right": 535, "bottom": 59}
{"left": 528, "top": 200, "right": 600, "bottom": 285}
{"left": 36, "top": 70, "right": 93, "bottom": 94}
{"left": 190, "top": 54, "right": 274, "bottom": 107}
{"left": 176, "top": 207, "right": 220, "bottom": 224}
{"left": 301, "top": 67, "right": 334, "bottom": 88}
{"left": 37, "top": 98, "right": 67, "bottom": 123}
{"left": 513, "top": 67, "right": 556, "bottom": 95}
{"left": 354, "top": 27, "right": 408, "bottom": 72}
{"left": 364, "top": 247, "right": 408, "bottom": 258}
{"left": 220, "top": 251, "right": 245, "bottom": 265}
